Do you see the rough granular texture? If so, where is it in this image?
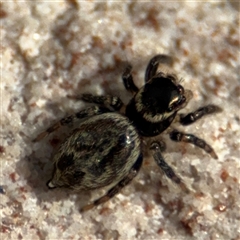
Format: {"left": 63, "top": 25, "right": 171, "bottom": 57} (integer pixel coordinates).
{"left": 1, "top": 1, "right": 239, "bottom": 240}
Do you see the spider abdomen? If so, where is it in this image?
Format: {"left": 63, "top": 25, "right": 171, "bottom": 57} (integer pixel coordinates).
{"left": 48, "top": 112, "right": 141, "bottom": 191}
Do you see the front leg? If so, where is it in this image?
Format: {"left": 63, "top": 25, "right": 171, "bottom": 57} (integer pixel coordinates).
{"left": 122, "top": 64, "right": 139, "bottom": 94}
{"left": 145, "top": 54, "right": 173, "bottom": 82}
{"left": 150, "top": 141, "right": 188, "bottom": 193}
{"left": 33, "top": 106, "right": 110, "bottom": 142}
{"left": 169, "top": 130, "right": 218, "bottom": 159}
{"left": 179, "top": 104, "right": 222, "bottom": 125}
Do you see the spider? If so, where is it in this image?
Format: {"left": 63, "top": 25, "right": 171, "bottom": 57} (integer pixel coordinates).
{"left": 33, "top": 54, "right": 222, "bottom": 212}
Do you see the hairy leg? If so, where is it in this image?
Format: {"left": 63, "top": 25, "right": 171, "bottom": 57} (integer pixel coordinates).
{"left": 33, "top": 106, "right": 110, "bottom": 142}
{"left": 150, "top": 141, "right": 188, "bottom": 192}
{"left": 80, "top": 154, "right": 143, "bottom": 212}
{"left": 122, "top": 64, "right": 139, "bottom": 94}
{"left": 169, "top": 130, "right": 218, "bottom": 159}
{"left": 68, "top": 94, "right": 124, "bottom": 111}
{"left": 179, "top": 104, "right": 222, "bottom": 125}
{"left": 145, "top": 54, "right": 173, "bottom": 82}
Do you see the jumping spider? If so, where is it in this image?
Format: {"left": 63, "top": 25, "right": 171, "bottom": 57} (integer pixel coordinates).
{"left": 34, "top": 54, "right": 222, "bottom": 212}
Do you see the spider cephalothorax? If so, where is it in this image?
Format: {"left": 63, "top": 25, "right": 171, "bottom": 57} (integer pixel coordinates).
{"left": 34, "top": 54, "right": 222, "bottom": 211}
{"left": 126, "top": 72, "right": 193, "bottom": 136}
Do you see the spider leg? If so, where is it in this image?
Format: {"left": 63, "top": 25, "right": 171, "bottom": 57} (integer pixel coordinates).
{"left": 122, "top": 64, "right": 139, "bottom": 94}
{"left": 169, "top": 130, "right": 218, "bottom": 159}
{"left": 68, "top": 94, "right": 124, "bottom": 111}
{"left": 33, "top": 106, "right": 110, "bottom": 142}
{"left": 179, "top": 104, "right": 222, "bottom": 125}
{"left": 80, "top": 154, "right": 143, "bottom": 212}
{"left": 150, "top": 141, "right": 188, "bottom": 192}
{"left": 145, "top": 54, "right": 173, "bottom": 82}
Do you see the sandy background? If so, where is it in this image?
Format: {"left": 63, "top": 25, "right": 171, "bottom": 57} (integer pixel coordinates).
{"left": 1, "top": 1, "right": 240, "bottom": 240}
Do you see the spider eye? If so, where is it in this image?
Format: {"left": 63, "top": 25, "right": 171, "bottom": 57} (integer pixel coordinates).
{"left": 168, "top": 96, "right": 180, "bottom": 111}
{"left": 181, "top": 96, "right": 186, "bottom": 104}
{"left": 178, "top": 85, "right": 184, "bottom": 94}
{"left": 168, "top": 94, "right": 186, "bottom": 112}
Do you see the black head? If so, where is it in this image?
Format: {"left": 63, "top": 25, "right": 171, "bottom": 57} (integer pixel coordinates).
{"left": 126, "top": 72, "right": 192, "bottom": 136}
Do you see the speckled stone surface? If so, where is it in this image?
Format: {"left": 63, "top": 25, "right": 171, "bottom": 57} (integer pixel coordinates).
{"left": 1, "top": 1, "right": 239, "bottom": 239}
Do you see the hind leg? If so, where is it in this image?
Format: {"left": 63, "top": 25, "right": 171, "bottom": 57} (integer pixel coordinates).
{"left": 80, "top": 154, "right": 143, "bottom": 212}
{"left": 33, "top": 106, "right": 110, "bottom": 142}
{"left": 68, "top": 94, "right": 124, "bottom": 111}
